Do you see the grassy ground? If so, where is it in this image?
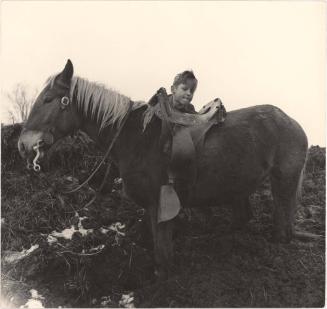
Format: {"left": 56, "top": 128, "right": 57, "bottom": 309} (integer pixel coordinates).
{"left": 1, "top": 124, "right": 325, "bottom": 308}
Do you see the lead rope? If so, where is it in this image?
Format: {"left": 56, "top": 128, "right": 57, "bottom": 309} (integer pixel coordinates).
{"left": 64, "top": 100, "right": 133, "bottom": 194}
{"left": 31, "top": 141, "right": 42, "bottom": 172}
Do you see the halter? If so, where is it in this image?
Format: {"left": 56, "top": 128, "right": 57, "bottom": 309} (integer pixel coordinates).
{"left": 28, "top": 86, "right": 75, "bottom": 172}
{"left": 29, "top": 78, "right": 133, "bottom": 196}
{"left": 61, "top": 96, "right": 70, "bottom": 108}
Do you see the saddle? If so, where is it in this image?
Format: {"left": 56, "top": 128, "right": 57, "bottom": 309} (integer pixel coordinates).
{"left": 145, "top": 88, "right": 226, "bottom": 223}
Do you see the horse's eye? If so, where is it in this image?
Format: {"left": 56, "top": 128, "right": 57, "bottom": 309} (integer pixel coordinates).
{"left": 44, "top": 95, "right": 53, "bottom": 103}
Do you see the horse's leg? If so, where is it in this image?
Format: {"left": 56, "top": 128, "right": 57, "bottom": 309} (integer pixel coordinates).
{"left": 270, "top": 167, "right": 303, "bottom": 243}
{"left": 156, "top": 220, "right": 174, "bottom": 278}
{"left": 148, "top": 204, "right": 174, "bottom": 280}
{"left": 195, "top": 206, "right": 213, "bottom": 225}
{"left": 139, "top": 212, "right": 154, "bottom": 250}
{"left": 231, "top": 197, "right": 253, "bottom": 230}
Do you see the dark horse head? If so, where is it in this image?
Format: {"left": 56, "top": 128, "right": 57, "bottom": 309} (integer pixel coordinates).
{"left": 18, "top": 60, "right": 81, "bottom": 168}
{"left": 18, "top": 59, "right": 141, "bottom": 171}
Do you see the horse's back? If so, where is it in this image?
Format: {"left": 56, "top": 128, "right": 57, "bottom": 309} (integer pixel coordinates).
{"left": 193, "top": 105, "right": 307, "bottom": 204}
{"left": 206, "top": 104, "right": 307, "bottom": 150}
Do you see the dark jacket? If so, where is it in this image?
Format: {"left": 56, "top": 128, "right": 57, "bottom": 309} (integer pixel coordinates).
{"left": 168, "top": 95, "right": 197, "bottom": 114}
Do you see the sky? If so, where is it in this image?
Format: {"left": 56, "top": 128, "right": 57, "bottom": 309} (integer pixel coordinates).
{"left": 1, "top": 0, "right": 326, "bottom": 146}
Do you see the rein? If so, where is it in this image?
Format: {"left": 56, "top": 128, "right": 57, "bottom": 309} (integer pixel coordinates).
{"left": 64, "top": 100, "right": 133, "bottom": 194}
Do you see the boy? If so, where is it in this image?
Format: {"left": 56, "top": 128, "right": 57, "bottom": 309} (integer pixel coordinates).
{"left": 148, "top": 70, "right": 199, "bottom": 114}
{"left": 169, "top": 70, "right": 198, "bottom": 114}
{"left": 155, "top": 70, "right": 200, "bottom": 215}
{"left": 154, "top": 70, "right": 199, "bottom": 158}
{"left": 149, "top": 70, "right": 229, "bottom": 223}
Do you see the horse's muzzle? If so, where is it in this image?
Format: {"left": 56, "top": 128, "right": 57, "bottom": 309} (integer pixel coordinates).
{"left": 18, "top": 130, "right": 54, "bottom": 171}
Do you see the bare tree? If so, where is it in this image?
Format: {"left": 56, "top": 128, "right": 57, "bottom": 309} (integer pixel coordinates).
{"left": 6, "top": 83, "right": 38, "bottom": 124}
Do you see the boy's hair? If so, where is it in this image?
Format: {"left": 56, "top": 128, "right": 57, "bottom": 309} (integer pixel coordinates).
{"left": 172, "top": 70, "right": 198, "bottom": 87}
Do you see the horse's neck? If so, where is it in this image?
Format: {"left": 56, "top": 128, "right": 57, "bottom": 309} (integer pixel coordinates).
{"left": 113, "top": 107, "right": 162, "bottom": 173}
{"left": 72, "top": 78, "right": 131, "bottom": 145}
{"left": 73, "top": 101, "right": 117, "bottom": 146}
{"left": 79, "top": 119, "right": 103, "bottom": 144}
{"left": 73, "top": 94, "right": 161, "bottom": 171}
{"left": 75, "top": 105, "right": 150, "bottom": 157}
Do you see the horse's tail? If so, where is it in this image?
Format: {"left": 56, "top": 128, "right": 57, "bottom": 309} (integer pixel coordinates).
{"left": 296, "top": 150, "right": 308, "bottom": 203}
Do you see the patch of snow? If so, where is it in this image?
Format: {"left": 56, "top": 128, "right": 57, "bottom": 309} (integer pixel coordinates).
{"left": 114, "top": 178, "right": 123, "bottom": 185}
{"left": 100, "top": 227, "right": 109, "bottom": 234}
{"left": 77, "top": 215, "right": 93, "bottom": 236}
{"left": 47, "top": 235, "right": 58, "bottom": 244}
{"left": 119, "top": 292, "right": 135, "bottom": 308}
{"left": 108, "top": 222, "right": 126, "bottom": 236}
{"left": 91, "top": 298, "right": 97, "bottom": 305}
{"left": 101, "top": 222, "right": 125, "bottom": 236}
{"left": 89, "top": 244, "right": 105, "bottom": 252}
{"left": 51, "top": 226, "right": 77, "bottom": 240}
{"left": 26, "top": 245, "right": 39, "bottom": 254}
{"left": 1, "top": 218, "right": 5, "bottom": 225}
{"left": 48, "top": 212, "right": 93, "bottom": 242}
{"left": 20, "top": 299, "right": 44, "bottom": 308}
{"left": 100, "top": 296, "right": 112, "bottom": 307}
{"left": 30, "top": 290, "right": 44, "bottom": 300}
{"left": 20, "top": 289, "right": 44, "bottom": 308}
{"left": 0, "top": 296, "right": 15, "bottom": 309}
{"left": 4, "top": 244, "right": 39, "bottom": 264}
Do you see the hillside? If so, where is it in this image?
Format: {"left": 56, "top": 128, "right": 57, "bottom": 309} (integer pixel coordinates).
{"left": 1, "top": 123, "right": 325, "bottom": 308}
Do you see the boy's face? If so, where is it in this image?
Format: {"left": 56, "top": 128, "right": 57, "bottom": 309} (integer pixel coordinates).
{"left": 171, "top": 78, "right": 197, "bottom": 108}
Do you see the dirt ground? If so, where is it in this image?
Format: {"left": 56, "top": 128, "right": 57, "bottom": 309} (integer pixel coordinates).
{"left": 1, "top": 125, "right": 325, "bottom": 308}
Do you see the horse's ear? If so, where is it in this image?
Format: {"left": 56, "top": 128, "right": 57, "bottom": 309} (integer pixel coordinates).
{"left": 58, "top": 59, "right": 74, "bottom": 84}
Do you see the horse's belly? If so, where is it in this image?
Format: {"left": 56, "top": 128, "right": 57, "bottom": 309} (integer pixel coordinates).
{"left": 193, "top": 144, "right": 270, "bottom": 203}
{"left": 122, "top": 171, "right": 160, "bottom": 206}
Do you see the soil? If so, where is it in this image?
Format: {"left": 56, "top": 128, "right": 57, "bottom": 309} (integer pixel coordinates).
{"left": 1, "top": 124, "right": 325, "bottom": 308}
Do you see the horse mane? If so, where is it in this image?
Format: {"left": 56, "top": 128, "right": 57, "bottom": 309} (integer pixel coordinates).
{"left": 46, "top": 74, "right": 146, "bottom": 131}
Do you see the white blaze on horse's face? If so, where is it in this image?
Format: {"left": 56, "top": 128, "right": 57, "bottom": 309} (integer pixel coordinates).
{"left": 17, "top": 59, "right": 80, "bottom": 170}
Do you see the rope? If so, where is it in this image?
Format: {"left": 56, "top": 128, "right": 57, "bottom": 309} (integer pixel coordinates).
{"left": 64, "top": 100, "right": 133, "bottom": 194}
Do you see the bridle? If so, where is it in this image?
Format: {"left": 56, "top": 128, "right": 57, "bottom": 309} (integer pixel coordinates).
{"left": 29, "top": 83, "right": 134, "bottom": 195}
{"left": 27, "top": 95, "right": 73, "bottom": 172}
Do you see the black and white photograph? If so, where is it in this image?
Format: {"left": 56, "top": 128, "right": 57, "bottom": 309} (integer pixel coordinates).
{"left": 1, "top": 1, "right": 325, "bottom": 307}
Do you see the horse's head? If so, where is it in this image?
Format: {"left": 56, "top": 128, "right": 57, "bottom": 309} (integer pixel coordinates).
{"left": 18, "top": 60, "right": 81, "bottom": 170}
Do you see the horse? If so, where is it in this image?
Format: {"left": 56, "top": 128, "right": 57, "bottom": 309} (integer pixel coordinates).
{"left": 18, "top": 59, "right": 308, "bottom": 279}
